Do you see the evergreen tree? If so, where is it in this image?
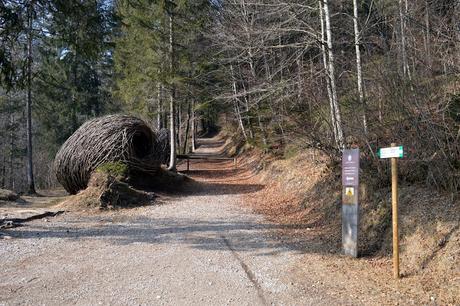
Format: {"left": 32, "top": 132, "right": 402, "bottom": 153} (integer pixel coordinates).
{"left": 0, "top": 0, "right": 118, "bottom": 191}
{"left": 113, "top": 0, "right": 214, "bottom": 167}
{"left": 36, "top": 0, "right": 117, "bottom": 154}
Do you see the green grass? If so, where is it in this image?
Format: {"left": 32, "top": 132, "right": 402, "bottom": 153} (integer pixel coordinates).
{"left": 96, "top": 162, "right": 129, "bottom": 178}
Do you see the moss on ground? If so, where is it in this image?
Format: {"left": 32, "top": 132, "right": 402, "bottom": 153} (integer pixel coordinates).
{"left": 96, "top": 162, "right": 129, "bottom": 178}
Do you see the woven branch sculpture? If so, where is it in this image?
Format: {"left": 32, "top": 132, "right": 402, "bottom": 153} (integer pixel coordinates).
{"left": 54, "top": 115, "right": 161, "bottom": 194}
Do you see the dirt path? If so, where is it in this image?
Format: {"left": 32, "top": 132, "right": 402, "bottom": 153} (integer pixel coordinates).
{"left": 1, "top": 190, "right": 67, "bottom": 223}
{"left": 0, "top": 136, "right": 341, "bottom": 305}
{"left": 0, "top": 136, "right": 410, "bottom": 305}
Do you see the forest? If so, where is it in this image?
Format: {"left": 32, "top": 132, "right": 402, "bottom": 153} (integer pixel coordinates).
{"left": 0, "top": 0, "right": 459, "bottom": 195}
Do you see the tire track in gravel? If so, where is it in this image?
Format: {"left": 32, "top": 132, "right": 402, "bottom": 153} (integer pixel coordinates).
{"left": 220, "top": 235, "right": 268, "bottom": 305}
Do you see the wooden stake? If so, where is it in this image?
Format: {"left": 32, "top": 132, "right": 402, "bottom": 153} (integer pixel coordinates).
{"left": 391, "top": 143, "right": 399, "bottom": 279}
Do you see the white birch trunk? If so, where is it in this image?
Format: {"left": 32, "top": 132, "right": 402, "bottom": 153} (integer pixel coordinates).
{"left": 399, "top": 0, "right": 410, "bottom": 79}
{"left": 319, "top": 0, "right": 334, "bottom": 138}
{"left": 353, "top": 0, "right": 367, "bottom": 134}
{"left": 323, "top": 0, "right": 344, "bottom": 149}
{"left": 230, "top": 65, "right": 248, "bottom": 141}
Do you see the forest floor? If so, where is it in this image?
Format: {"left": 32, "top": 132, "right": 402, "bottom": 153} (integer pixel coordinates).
{"left": 0, "top": 135, "right": 458, "bottom": 305}
{"left": 0, "top": 190, "right": 67, "bottom": 230}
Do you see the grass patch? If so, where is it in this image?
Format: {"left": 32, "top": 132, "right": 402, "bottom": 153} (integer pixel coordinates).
{"left": 96, "top": 162, "right": 129, "bottom": 178}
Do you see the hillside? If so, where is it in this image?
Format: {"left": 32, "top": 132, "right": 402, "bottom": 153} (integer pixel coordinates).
{"left": 237, "top": 145, "right": 459, "bottom": 304}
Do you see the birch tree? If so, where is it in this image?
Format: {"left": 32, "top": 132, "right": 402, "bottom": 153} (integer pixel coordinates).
{"left": 353, "top": 0, "right": 367, "bottom": 134}
{"left": 399, "top": 0, "right": 410, "bottom": 78}
{"left": 322, "top": 0, "right": 344, "bottom": 149}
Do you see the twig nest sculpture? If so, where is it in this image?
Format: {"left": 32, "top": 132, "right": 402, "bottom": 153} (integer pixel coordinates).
{"left": 54, "top": 115, "right": 160, "bottom": 194}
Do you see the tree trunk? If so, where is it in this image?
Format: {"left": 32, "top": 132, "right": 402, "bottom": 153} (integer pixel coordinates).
{"left": 353, "top": 0, "right": 367, "bottom": 135}
{"left": 244, "top": 97, "right": 254, "bottom": 139}
{"left": 161, "top": 84, "right": 167, "bottom": 128}
{"left": 182, "top": 100, "right": 191, "bottom": 154}
{"left": 235, "top": 101, "right": 248, "bottom": 141}
{"left": 247, "top": 51, "right": 268, "bottom": 148}
{"left": 177, "top": 101, "right": 182, "bottom": 150}
{"left": 424, "top": 0, "right": 431, "bottom": 71}
{"left": 1, "top": 154, "right": 5, "bottom": 188}
{"left": 256, "top": 104, "right": 268, "bottom": 149}
{"left": 0, "top": 124, "right": 5, "bottom": 188}
{"left": 234, "top": 64, "right": 254, "bottom": 140}
{"left": 191, "top": 99, "right": 196, "bottom": 152}
{"left": 9, "top": 111, "right": 15, "bottom": 189}
{"left": 319, "top": 0, "right": 335, "bottom": 140}
{"left": 399, "top": 0, "right": 410, "bottom": 79}
{"left": 167, "top": 10, "right": 177, "bottom": 171}
{"left": 322, "top": 0, "right": 344, "bottom": 149}
{"left": 296, "top": 56, "right": 303, "bottom": 104}
{"left": 157, "top": 81, "right": 162, "bottom": 130}
{"left": 26, "top": 1, "right": 36, "bottom": 194}
{"left": 230, "top": 64, "right": 248, "bottom": 141}
{"left": 266, "top": 53, "right": 285, "bottom": 142}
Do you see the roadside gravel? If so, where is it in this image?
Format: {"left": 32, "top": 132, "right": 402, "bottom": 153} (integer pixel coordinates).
{"left": 0, "top": 136, "right": 350, "bottom": 306}
{"left": 0, "top": 183, "right": 348, "bottom": 305}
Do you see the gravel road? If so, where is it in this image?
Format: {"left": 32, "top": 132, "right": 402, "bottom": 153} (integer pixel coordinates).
{"left": 0, "top": 137, "right": 352, "bottom": 306}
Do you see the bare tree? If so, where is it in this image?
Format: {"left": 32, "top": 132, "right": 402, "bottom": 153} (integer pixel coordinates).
{"left": 322, "top": 0, "right": 344, "bottom": 149}
{"left": 353, "top": 0, "right": 367, "bottom": 135}
{"left": 399, "top": 0, "right": 410, "bottom": 78}
{"left": 423, "top": 0, "right": 431, "bottom": 70}
{"left": 204, "top": 0, "right": 459, "bottom": 192}
{"left": 230, "top": 64, "right": 248, "bottom": 141}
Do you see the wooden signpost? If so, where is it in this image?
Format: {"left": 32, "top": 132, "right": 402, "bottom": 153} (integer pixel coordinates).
{"left": 378, "top": 143, "right": 404, "bottom": 279}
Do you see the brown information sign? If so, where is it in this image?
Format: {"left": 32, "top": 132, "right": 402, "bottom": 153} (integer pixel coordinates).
{"left": 342, "top": 149, "right": 359, "bottom": 258}
{"left": 342, "top": 149, "right": 359, "bottom": 186}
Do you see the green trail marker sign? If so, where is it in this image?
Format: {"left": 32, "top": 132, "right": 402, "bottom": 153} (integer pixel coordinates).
{"left": 377, "top": 146, "right": 403, "bottom": 159}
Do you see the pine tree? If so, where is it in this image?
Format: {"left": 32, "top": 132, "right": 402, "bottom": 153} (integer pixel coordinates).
{"left": 114, "top": 0, "right": 214, "bottom": 166}
{"left": 36, "top": 0, "right": 115, "bottom": 151}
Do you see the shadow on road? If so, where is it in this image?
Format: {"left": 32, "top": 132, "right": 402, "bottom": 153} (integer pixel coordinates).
{"left": 3, "top": 134, "right": 339, "bottom": 258}
{"left": 5, "top": 216, "right": 329, "bottom": 257}
{"left": 192, "top": 182, "right": 265, "bottom": 195}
